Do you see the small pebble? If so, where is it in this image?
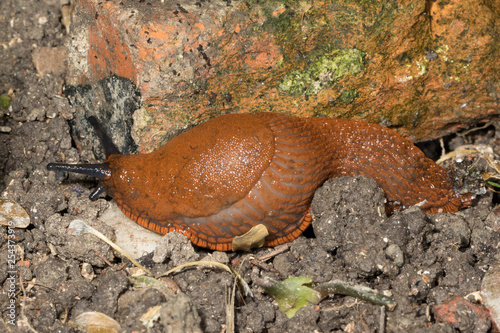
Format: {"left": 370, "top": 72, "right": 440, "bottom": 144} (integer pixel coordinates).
{"left": 385, "top": 244, "right": 405, "bottom": 267}
{"left": 0, "top": 198, "right": 30, "bottom": 228}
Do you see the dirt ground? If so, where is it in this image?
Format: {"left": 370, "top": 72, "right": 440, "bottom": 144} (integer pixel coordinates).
{"left": 1, "top": 1, "right": 500, "bottom": 332}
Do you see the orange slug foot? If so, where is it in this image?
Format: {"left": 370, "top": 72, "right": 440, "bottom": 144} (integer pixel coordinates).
{"left": 422, "top": 192, "right": 474, "bottom": 214}
{"left": 114, "top": 196, "right": 313, "bottom": 251}
{"left": 386, "top": 191, "right": 474, "bottom": 215}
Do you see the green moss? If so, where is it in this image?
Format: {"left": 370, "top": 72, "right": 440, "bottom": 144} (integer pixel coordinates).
{"left": 338, "top": 89, "right": 358, "bottom": 104}
{"left": 262, "top": 6, "right": 294, "bottom": 36}
{"left": 386, "top": 101, "right": 423, "bottom": 127}
{"left": 276, "top": 69, "right": 310, "bottom": 95}
{"left": 0, "top": 94, "right": 11, "bottom": 109}
{"left": 277, "top": 48, "right": 365, "bottom": 95}
{"left": 259, "top": 3, "right": 304, "bottom": 61}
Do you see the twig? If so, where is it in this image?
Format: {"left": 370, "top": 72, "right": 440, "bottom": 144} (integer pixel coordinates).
{"left": 379, "top": 305, "right": 386, "bottom": 333}
{"left": 258, "top": 244, "right": 289, "bottom": 261}
{"left": 224, "top": 281, "right": 236, "bottom": 333}
{"left": 436, "top": 144, "right": 494, "bottom": 165}
{"left": 249, "top": 259, "right": 271, "bottom": 271}
{"left": 116, "top": 262, "right": 129, "bottom": 272}
{"left": 61, "top": 303, "right": 69, "bottom": 324}
{"left": 439, "top": 137, "right": 446, "bottom": 161}
{"left": 315, "top": 279, "right": 396, "bottom": 311}
{"left": 156, "top": 260, "right": 252, "bottom": 297}
{"left": 17, "top": 272, "right": 38, "bottom": 333}
{"left": 459, "top": 121, "right": 494, "bottom": 138}
{"left": 93, "top": 252, "right": 113, "bottom": 267}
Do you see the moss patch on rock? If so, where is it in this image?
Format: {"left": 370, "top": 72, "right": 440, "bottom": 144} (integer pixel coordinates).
{"left": 277, "top": 48, "right": 365, "bottom": 95}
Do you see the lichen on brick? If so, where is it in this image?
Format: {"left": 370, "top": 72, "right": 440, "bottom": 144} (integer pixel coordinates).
{"left": 338, "top": 89, "right": 358, "bottom": 104}
{"left": 277, "top": 48, "right": 365, "bottom": 95}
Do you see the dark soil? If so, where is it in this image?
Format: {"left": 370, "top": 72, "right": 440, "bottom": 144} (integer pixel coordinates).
{"left": 1, "top": 1, "right": 499, "bottom": 332}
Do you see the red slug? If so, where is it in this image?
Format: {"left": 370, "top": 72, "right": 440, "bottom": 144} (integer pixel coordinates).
{"left": 47, "top": 112, "right": 473, "bottom": 251}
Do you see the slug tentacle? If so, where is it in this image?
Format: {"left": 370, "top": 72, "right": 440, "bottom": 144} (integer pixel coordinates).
{"left": 87, "top": 116, "right": 121, "bottom": 157}
{"left": 47, "top": 163, "right": 112, "bottom": 200}
{"left": 47, "top": 163, "right": 112, "bottom": 180}
{"left": 47, "top": 112, "right": 474, "bottom": 251}
{"left": 89, "top": 184, "right": 108, "bottom": 201}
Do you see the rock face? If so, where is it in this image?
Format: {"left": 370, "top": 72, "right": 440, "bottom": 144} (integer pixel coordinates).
{"left": 66, "top": 0, "right": 499, "bottom": 149}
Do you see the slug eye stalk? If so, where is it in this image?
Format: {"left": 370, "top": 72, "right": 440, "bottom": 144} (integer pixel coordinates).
{"left": 46, "top": 163, "right": 112, "bottom": 200}
{"left": 46, "top": 163, "right": 112, "bottom": 179}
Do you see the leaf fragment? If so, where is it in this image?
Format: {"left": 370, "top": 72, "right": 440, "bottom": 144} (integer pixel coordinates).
{"left": 265, "top": 276, "right": 321, "bottom": 318}
{"left": 232, "top": 224, "right": 269, "bottom": 251}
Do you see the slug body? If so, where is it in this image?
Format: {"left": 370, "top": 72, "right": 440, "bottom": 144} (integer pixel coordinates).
{"left": 48, "top": 113, "right": 472, "bottom": 251}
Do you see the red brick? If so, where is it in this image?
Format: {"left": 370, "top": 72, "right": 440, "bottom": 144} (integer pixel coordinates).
{"left": 66, "top": 0, "right": 499, "bottom": 149}
{"left": 433, "top": 296, "right": 498, "bottom": 332}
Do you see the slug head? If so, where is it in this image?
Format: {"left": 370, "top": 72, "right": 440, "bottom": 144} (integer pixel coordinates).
{"left": 46, "top": 116, "right": 121, "bottom": 200}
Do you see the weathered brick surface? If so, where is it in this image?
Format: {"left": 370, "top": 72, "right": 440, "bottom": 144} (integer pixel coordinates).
{"left": 67, "top": 0, "right": 227, "bottom": 96}
{"left": 67, "top": 0, "right": 500, "bottom": 150}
